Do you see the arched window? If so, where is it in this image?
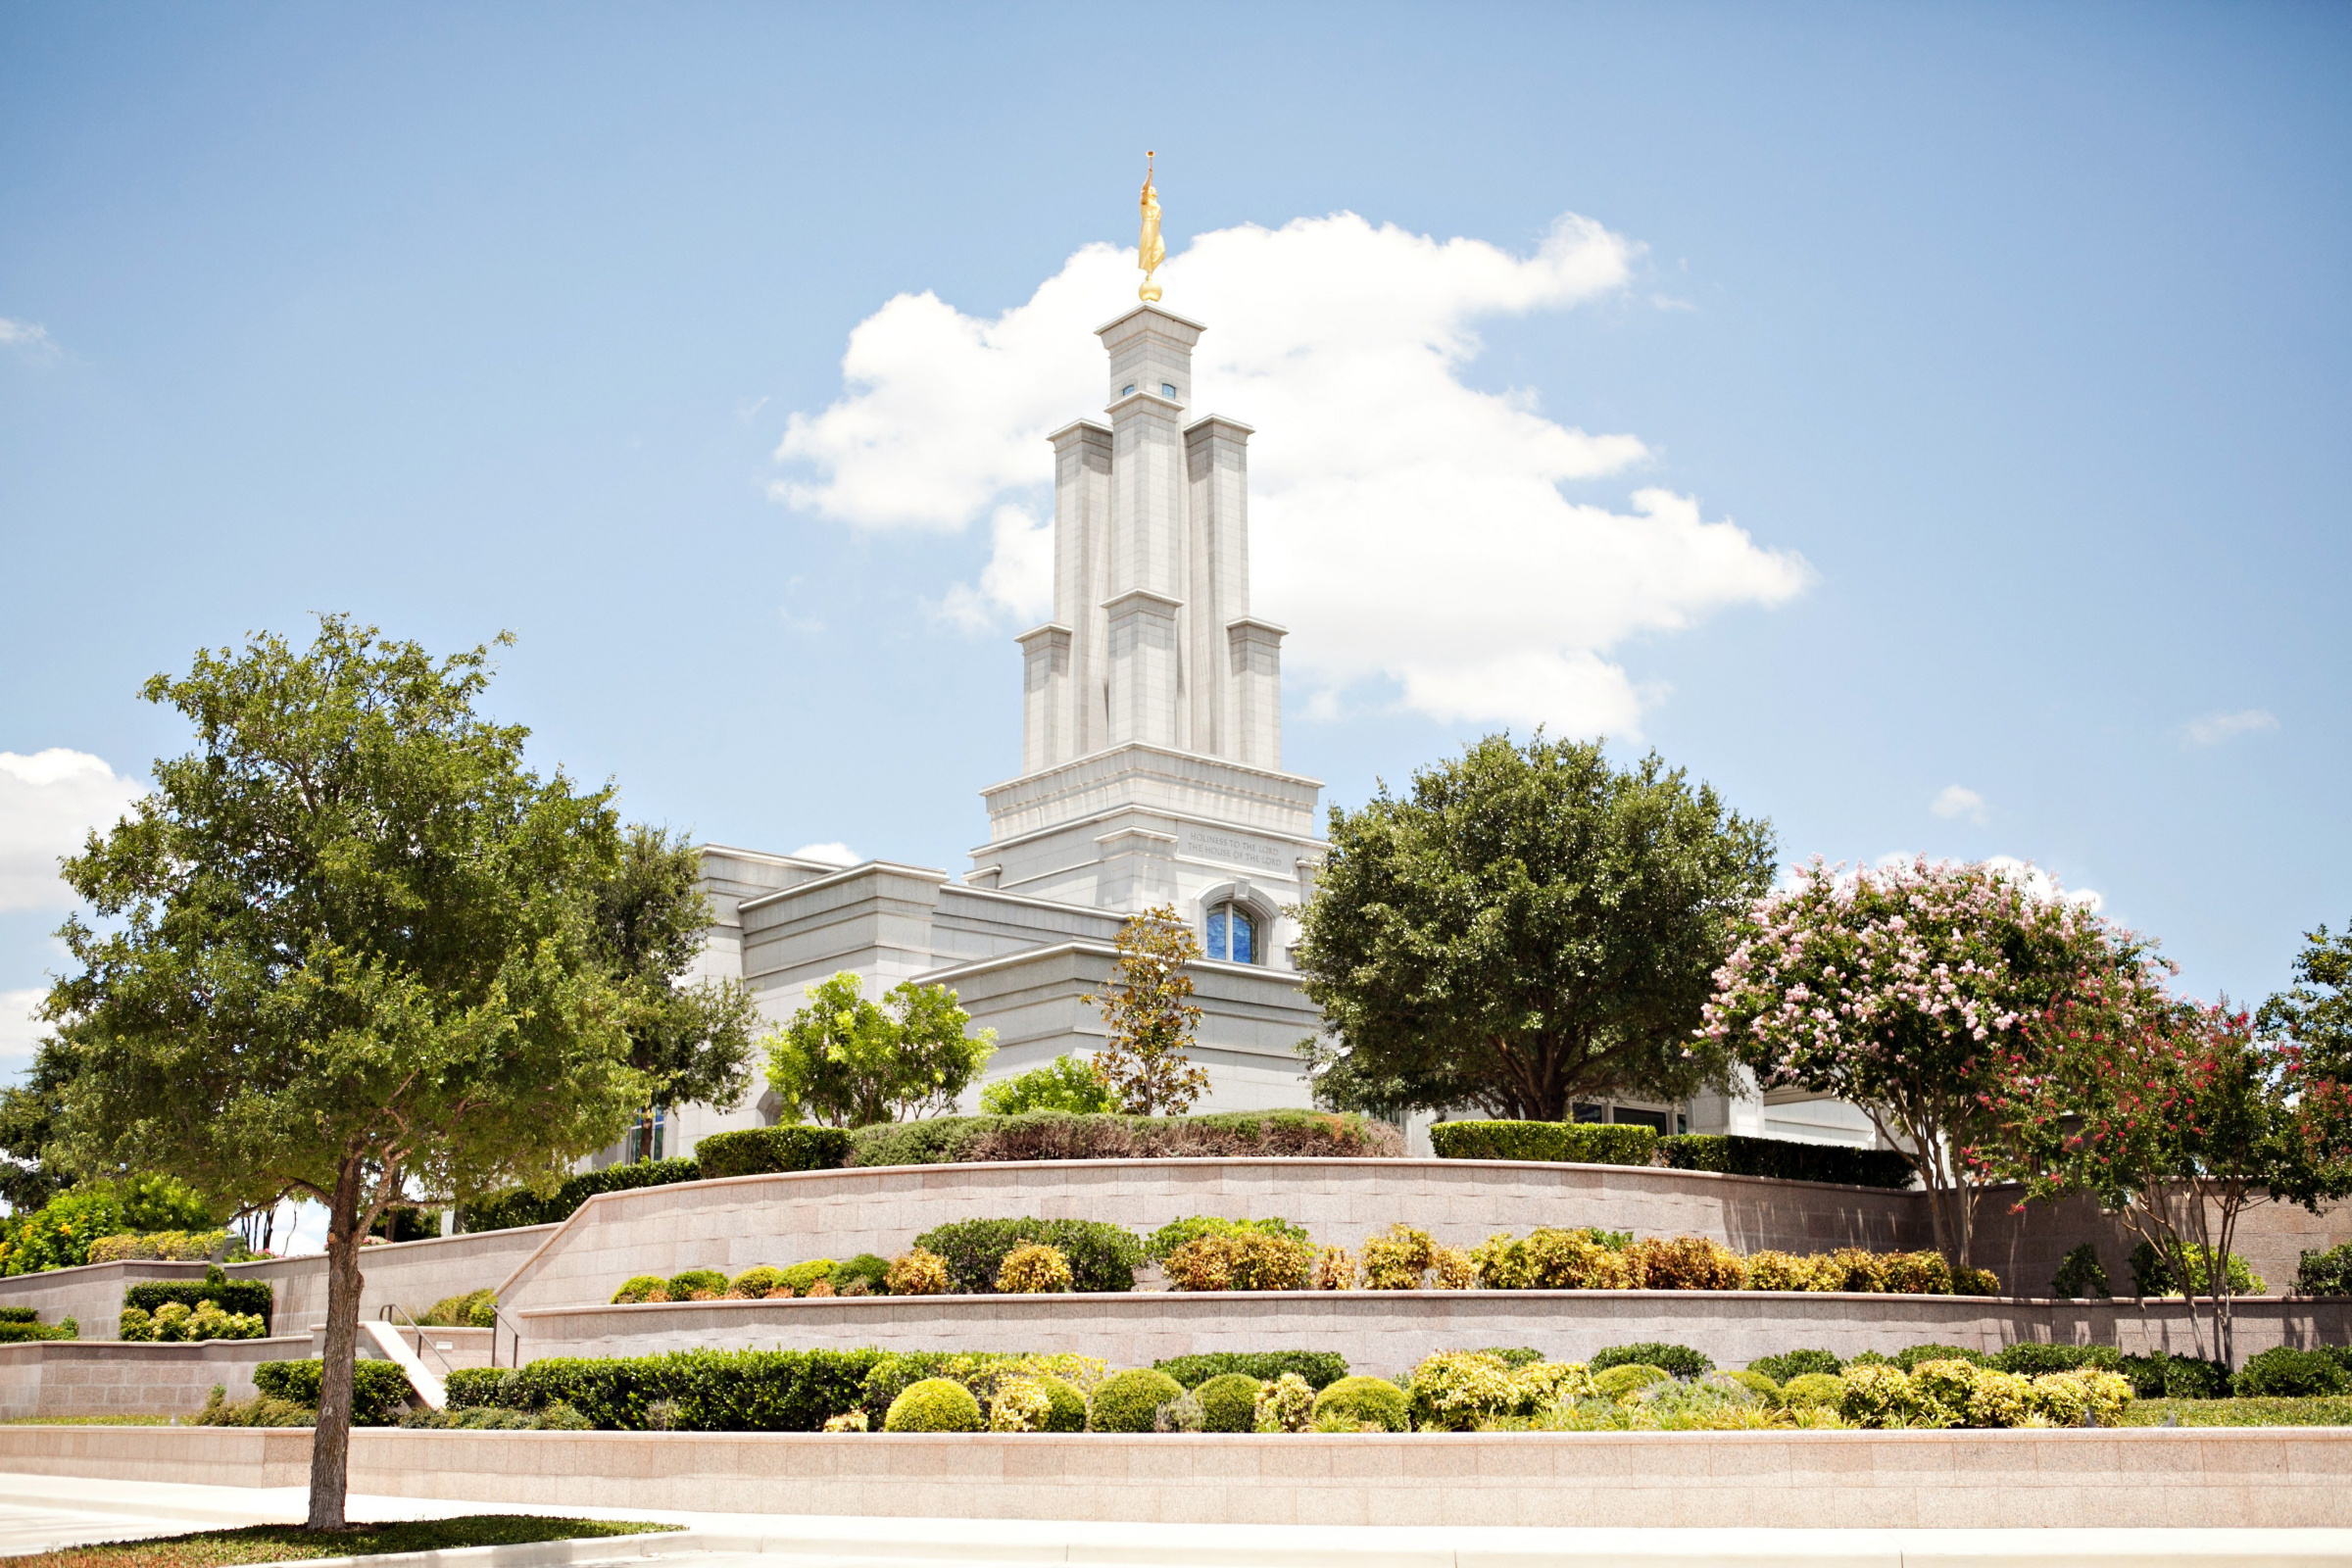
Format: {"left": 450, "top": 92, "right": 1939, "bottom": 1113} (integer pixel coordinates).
{"left": 1205, "top": 901, "right": 1258, "bottom": 964}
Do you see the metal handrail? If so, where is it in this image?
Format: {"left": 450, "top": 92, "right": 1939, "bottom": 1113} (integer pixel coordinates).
{"left": 489, "top": 1300, "right": 526, "bottom": 1369}
{"left": 377, "top": 1302, "right": 458, "bottom": 1379}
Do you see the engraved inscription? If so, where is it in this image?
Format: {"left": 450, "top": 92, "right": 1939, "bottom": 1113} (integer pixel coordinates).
{"left": 1176, "top": 824, "right": 1290, "bottom": 874}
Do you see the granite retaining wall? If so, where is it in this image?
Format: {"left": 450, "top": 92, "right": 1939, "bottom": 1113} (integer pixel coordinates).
{"left": 0, "top": 1334, "right": 310, "bottom": 1420}
{"left": 5, "top": 1424, "right": 2350, "bottom": 1529}
{"left": 514, "top": 1289, "right": 2352, "bottom": 1378}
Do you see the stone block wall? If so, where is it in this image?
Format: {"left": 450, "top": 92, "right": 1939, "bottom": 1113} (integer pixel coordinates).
{"left": 494, "top": 1158, "right": 1932, "bottom": 1312}
{"left": 0, "top": 1259, "right": 211, "bottom": 1341}
{"left": 514, "top": 1288, "right": 2352, "bottom": 1380}
{"left": 234, "top": 1224, "right": 554, "bottom": 1329}
{"left": 0, "top": 1334, "right": 308, "bottom": 1421}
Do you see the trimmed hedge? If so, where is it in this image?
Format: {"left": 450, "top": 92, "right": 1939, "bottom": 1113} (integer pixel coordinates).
{"left": 1090, "top": 1367, "right": 1183, "bottom": 1433}
{"left": 123, "top": 1278, "right": 272, "bottom": 1331}
{"left": 0, "top": 1306, "right": 38, "bottom": 1324}
{"left": 1195, "top": 1372, "right": 1264, "bottom": 1432}
{"left": 2234, "top": 1347, "right": 2352, "bottom": 1398}
{"left": 462, "top": 1157, "right": 702, "bottom": 1233}
{"left": 252, "top": 1359, "right": 413, "bottom": 1425}
{"left": 693, "top": 1126, "right": 855, "bottom": 1180}
{"left": 1153, "top": 1350, "right": 1348, "bottom": 1391}
{"left": 2122, "top": 1350, "right": 2231, "bottom": 1400}
{"left": 1591, "top": 1341, "right": 1712, "bottom": 1378}
{"left": 1313, "top": 1375, "right": 1409, "bottom": 1432}
{"left": 447, "top": 1348, "right": 883, "bottom": 1431}
{"left": 1655, "top": 1133, "right": 1915, "bottom": 1191}
{"left": 912, "top": 1218, "right": 1142, "bottom": 1295}
{"left": 1428, "top": 1121, "right": 1657, "bottom": 1166}
{"left": 0, "top": 1319, "right": 76, "bottom": 1343}
{"left": 850, "top": 1109, "right": 1400, "bottom": 1167}
{"left": 884, "top": 1377, "right": 982, "bottom": 1432}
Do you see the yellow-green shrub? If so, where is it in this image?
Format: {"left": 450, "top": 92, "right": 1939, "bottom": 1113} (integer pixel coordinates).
{"left": 1252, "top": 1370, "right": 1317, "bottom": 1433}
{"left": 885, "top": 1249, "right": 951, "bottom": 1297}
{"left": 726, "top": 1266, "right": 785, "bottom": 1299}
{"left": 1629, "top": 1235, "right": 1747, "bottom": 1291}
{"left": 1779, "top": 1371, "right": 1845, "bottom": 1408}
{"left": 1313, "top": 1375, "right": 1409, "bottom": 1432}
{"left": 1838, "top": 1363, "right": 1936, "bottom": 1428}
{"left": 1195, "top": 1372, "right": 1263, "bottom": 1432}
{"left": 1592, "top": 1363, "right": 1672, "bottom": 1401}
{"left": 2027, "top": 1369, "right": 2132, "bottom": 1427}
{"left": 1470, "top": 1227, "right": 1636, "bottom": 1291}
{"left": 610, "top": 1275, "right": 668, "bottom": 1304}
{"left": 1163, "top": 1232, "right": 1314, "bottom": 1292}
{"left": 995, "top": 1244, "right": 1073, "bottom": 1294}
{"left": 987, "top": 1375, "right": 1054, "bottom": 1432}
{"left": 884, "top": 1377, "right": 982, "bottom": 1433}
{"left": 1311, "top": 1245, "right": 1355, "bottom": 1290}
{"left": 1091, "top": 1367, "right": 1185, "bottom": 1433}
{"left": 1357, "top": 1225, "right": 1437, "bottom": 1289}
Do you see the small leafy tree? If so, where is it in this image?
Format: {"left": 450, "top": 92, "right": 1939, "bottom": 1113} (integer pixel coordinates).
{"left": 44, "top": 618, "right": 644, "bottom": 1529}
{"left": 595, "top": 825, "right": 760, "bottom": 1159}
{"left": 1971, "top": 998, "right": 2337, "bottom": 1364}
{"left": 763, "top": 972, "right": 995, "bottom": 1126}
{"left": 0, "top": 1037, "right": 80, "bottom": 1217}
{"left": 980, "top": 1054, "right": 1117, "bottom": 1115}
{"left": 1295, "top": 735, "right": 1775, "bottom": 1120}
{"left": 1088, "top": 906, "right": 1210, "bottom": 1115}
{"left": 1703, "top": 856, "right": 2155, "bottom": 1268}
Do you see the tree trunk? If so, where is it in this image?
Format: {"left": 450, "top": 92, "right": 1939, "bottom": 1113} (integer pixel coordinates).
{"left": 306, "top": 1161, "right": 367, "bottom": 1531}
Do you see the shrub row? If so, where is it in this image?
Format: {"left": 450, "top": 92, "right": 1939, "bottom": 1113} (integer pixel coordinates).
{"left": 850, "top": 1110, "right": 1400, "bottom": 1167}
{"left": 2299, "top": 1243, "right": 2352, "bottom": 1298}
{"left": 911, "top": 1219, "right": 1144, "bottom": 1295}
{"left": 447, "top": 1349, "right": 883, "bottom": 1431}
{"left": 1468, "top": 1227, "right": 2000, "bottom": 1296}
{"left": 87, "top": 1230, "right": 233, "bottom": 1264}
{"left": 0, "top": 1318, "right": 76, "bottom": 1343}
{"left": 687, "top": 1126, "right": 856, "bottom": 1181}
{"left": 123, "top": 1276, "right": 273, "bottom": 1330}
{"left": 461, "top": 1157, "right": 702, "bottom": 1233}
{"left": 609, "top": 1255, "right": 893, "bottom": 1304}
{"left": 1653, "top": 1134, "right": 1916, "bottom": 1191}
{"left": 1152, "top": 1351, "right": 1348, "bottom": 1391}
{"left": 416, "top": 1289, "right": 498, "bottom": 1327}
{"left": 0, "top": 1305, "right": 37, "bottom": 1324}
{"left": 120, "top": 1301, "right": 265, "bottom": 1342}
{"left": 252, "top": 1359, "right": 414, "bottom": 1425}
{"left": 1743, "top": 1341, "right": 2237, "bottom": 1399}
{"left": 1428, "top": 1122, "right": 1658, "bottom": 1166}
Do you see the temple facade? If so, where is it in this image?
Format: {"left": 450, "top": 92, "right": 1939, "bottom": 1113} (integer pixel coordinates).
{"left": 650, "top": 303, "right": 1332, "bottom": 1162}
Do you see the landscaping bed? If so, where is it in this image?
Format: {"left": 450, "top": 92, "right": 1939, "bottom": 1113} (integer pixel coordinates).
{"left": 13, "top": 1517, "right": 678, "bottom": 1568}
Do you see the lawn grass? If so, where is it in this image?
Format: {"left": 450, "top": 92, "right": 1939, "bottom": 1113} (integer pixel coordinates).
{"left": 15, "top": 1517, "right": 680, "bottom": 1568}
{"left": 2119, "top": 1396, "right": 2352, "bottom": 1427}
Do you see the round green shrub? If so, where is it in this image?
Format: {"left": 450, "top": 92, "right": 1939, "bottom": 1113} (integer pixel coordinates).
{"left": 1779, "top": 1371, "right": 1845, "bottom": 1408}
{"left": 610, "top": 1275, "right": 668, "bottom": 1304}
{"left": 1194, "top": 1373, "right": 1264, "bottom": 1433}
{"left": 1090, "top": 1368, "right": 1185, "bottom": 1433}
{"left": 1749, "top": 1348, "right": 1841, "bottom": 1384}
{"left": 665, "top": 1268, "right": 728, "bottom": 1300}
{"left": 2233, "top": 1347, "right": 2352, "bottom": 1399}
{"left": 1590, "top": 1342, "right": 1712, "bottom": 1379}
{"left": 1032, "top": 1373, "right": 1087, "bottom": 1432}
{"left": 1720, "top": 1369, "right": 1780, "bottom": 1400}
{"left": 1592, "top": 1363, "right": 1672, "bottom": 1400}
{"left": 883, "top": 1377, "right": 983, "bottom": 1433}
{"left": 1311, "top": 1375, "right": 1409, "bottom": 1433}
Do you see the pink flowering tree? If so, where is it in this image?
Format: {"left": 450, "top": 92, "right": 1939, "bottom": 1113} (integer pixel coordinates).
{"left": 1701, "top": 857, "right": 2157, "bottom": 1269}
{"left": 1971, "top": 998, "right": 2343, "bottom": 1365}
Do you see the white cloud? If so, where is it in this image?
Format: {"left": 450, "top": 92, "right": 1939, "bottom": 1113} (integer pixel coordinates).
{"left": 789, "top": 842, "right": 860, "bottom": 867}
{"left": 0, "top": 988, "right": 46, "bottom": 1084}
{"left": 0, "top": 751, "right": 144, "bottom": 911}
{"left": 774, "top": 211, "right": 1810, "bottom": 736}
{"left": 1930, "top": 784, "right": 1988, "bottom": 824}
{"left": 2180, "top": 709, "right": 2278, "bottom": 747}
{"left": 0, "top": 318, "right": 60, "bottom": 366}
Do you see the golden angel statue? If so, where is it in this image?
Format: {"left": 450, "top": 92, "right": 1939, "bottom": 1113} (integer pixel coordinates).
{"left": 1138, "top": 152, "right": 1164, "bottom": 303}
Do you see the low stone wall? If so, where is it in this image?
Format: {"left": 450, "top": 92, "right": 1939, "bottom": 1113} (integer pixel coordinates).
{"left": 311, "top": 1323, "right": 493, "bottom": 1372}
{"left": 0, "top": 1259, "right": 213, "bottom": 1342}
{"left": 233, "top": 1224, "right": 558, "bottom": 1329}
{"left": 1971, "top": 1188, "right": 2352, "bottom": 1305}
{"left": 5, "top": 1423, "right": 2349, "bottom": 1528}
{"left": 514, "top": 1290, "right": 2352, "bottom": 1378}
{"left": 496, "top": 1158, "right": 1933, "bottom": 1312}
{"left": 0, "top": 1335, "right": 309, "bottom": 1421}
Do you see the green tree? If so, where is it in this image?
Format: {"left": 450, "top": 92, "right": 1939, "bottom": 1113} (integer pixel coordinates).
{"left": 980, "top": 1054, "right": 1117, "bottom": 1115}
{"left": 594, "top": 825, "right": 759, "bottom": 1159}
{"left": 763, "top": 971, "right": 995, "bottom": 1126}
{"left": 1087, "top": 906, "right": 1209, "bottom": 1115}
{"left": 1294, "top": 735, "right": 1775, "bottom": 1122}
{"left": 2260, "top": 921, "right": 2352, "bottom": 1073}
{"left": 43, "top": 618, "right": 643, "bottom": 1529}
{"left": 0, "top": 1036, "right": 78, "bottom": 1217}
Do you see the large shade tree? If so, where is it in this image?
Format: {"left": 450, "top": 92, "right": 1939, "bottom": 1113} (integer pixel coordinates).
{"left": 43, "top": 618, "right": 645, "bottom": 1529}
{"left": 594, "top": 825, "right": 759, "bottom": 1159}
{"left": 1702, "top": 856, "right": 2160, "bottom": 1269}
{"left": 1294, "top": 735, "right": 1776, "bottom": 1121}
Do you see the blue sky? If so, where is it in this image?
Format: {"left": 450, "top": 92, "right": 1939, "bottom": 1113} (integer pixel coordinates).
{"left": 3, "top": 2, "right": 2347, "bottom": 1089}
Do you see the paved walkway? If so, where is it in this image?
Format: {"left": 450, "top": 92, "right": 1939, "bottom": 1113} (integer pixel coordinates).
{"left": 6, "top": 1474, "right": 2352, "bottom": 1566}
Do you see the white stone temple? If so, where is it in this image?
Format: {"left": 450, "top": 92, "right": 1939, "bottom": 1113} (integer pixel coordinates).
{"left": 653, "top": 302, "right": 1332, "bottom": 1162}
{"left": 634, "top": 296, "right": 1873, "bottom": 1166}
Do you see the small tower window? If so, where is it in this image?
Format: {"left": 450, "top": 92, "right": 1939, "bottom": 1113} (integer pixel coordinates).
{"left": 1205, "top": 902, "right": 1257, "bottom": 965}
{"left": 1160, "top": 382, "right": 1177, "bottom": 398}
{"left": 1121, "top": 384, "right": 1137, "bottom": 397}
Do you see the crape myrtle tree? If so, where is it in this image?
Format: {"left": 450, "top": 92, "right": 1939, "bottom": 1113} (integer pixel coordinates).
{"left": 43, "top": 618, "right": 645, "bottom": 1529}
{"left": 1701, "top": 856, "right": 2159, "bottom": 1270}
{"left": 1970, "top": 993, "right": 2341, "bottom": 1365}
{"left": 2261, "top": 920, "right": 2352, "bottom": 1150}
{"left": 763, "top": 971, "right": 996, "bottom": 1126}
{"left": 1294, "top": 735, "right": 1776, "bottom": 1121}
{"left": 595, "top": 825, "right": 760, "bottom": 1159}
{"left": 1086, "top": 906, "right": 1212, "bottom": 1115}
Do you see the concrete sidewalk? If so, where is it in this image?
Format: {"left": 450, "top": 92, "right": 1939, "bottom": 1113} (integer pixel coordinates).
{"left": 6, "top": 1475, "right": 2352, "bottom": 1567}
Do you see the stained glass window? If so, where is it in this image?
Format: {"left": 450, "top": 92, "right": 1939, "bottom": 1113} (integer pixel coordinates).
{"left": 1205, "top": 903, "right": 1257, "bottom": 964}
